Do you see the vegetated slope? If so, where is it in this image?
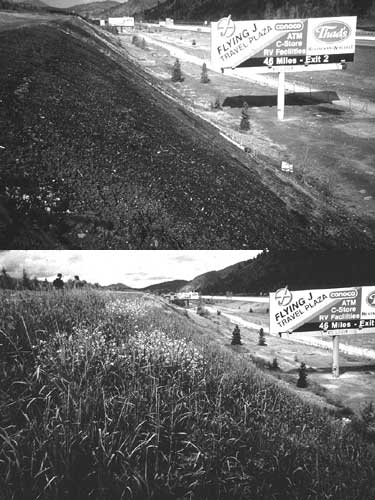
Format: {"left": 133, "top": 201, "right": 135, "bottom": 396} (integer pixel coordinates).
{"left": 3, "top": 0, "right": 48, "bottom": 6}
{"left": 145, "top": 0, "right": 375, "bottom": 21}
{"left": 140, "top": 279, "right": 188, "bottom": 294}
{"left": 181, "top": 250, "right": 375, "bottom": 295}
{"left": 0, "top": 16, "right": 370, "bottom": 249}
{"left": 102, "top": 282, "right": 133, "bottom": 291}
{"left": 68, "top": 1, "right": 120, "bottom": 18}
{"left": 106, "top": 0, "right": 160, "bottom": 17}
{"left": 1, "top": 289, "right": 375, "bottom": 500}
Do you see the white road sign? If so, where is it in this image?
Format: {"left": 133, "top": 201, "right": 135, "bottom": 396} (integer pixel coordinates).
{"left": 211, "top": 16, "right": 356, "bottom": 72}
{"left": 269, "top": 286, "right": 375, "bottom": 335}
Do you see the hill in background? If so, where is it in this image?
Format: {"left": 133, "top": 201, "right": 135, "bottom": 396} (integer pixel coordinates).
{"left": 145, "top": 0, "right": 375, "bottom": 22}
{"left": 69, "top": 0, "right": 120, "bottom": 17}
{"left": 179, "top": 251, "right": 375, "bottom": 295}
{"left": 69, "top": 0, "right": 160, "bottom": 18}
{"left": 105, "top": 0, "right": 159, "bottom": 17}
{"left": 140, "top": 279, "right": 188, "bottom": 294}
{"left": 107, "top": 251, "right": 375, "bottom": 296}
{"left": 0, "top": 0, "right": 49, "bottom": 9}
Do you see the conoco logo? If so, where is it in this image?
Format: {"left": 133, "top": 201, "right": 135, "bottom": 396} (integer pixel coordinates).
{"left": 313, "top": 21, "right": 351, "bottom": 43}
{"left": 275, "top": 22, "right": 303, "bottom": 31}
{"left": 329, "top": 289, "right": 357, "bottom": 299}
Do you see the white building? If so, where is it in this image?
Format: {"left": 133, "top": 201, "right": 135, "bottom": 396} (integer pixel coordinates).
{"left": 108, "top": 17, "right": 135, "bottom": 31}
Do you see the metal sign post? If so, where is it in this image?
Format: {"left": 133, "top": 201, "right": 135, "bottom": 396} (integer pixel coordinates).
{"left": 332, "top": 335, "right": 340, "bottom": 378}
{"left": 277, "top": 71, "right": 285, "bottom": 121}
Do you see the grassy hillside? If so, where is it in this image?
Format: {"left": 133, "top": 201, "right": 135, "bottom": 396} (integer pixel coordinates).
{"left": 140, "top": 279, "right": 188, "bottom": 294}
{"left": 1, "top": 289, "right": 375, "bottom": 499}
{"left": 2, "top": 15, "right": 363, "bottom": 249}
{"left": 106, "top": 0, "right": 160, "bottom": 17}
{"left": 69, "top": 0, "right": 160, "bottom": 19}
{"left": 182, "top": 251, "right": 375, "bottom": 295}
{"left": 69, "top": 0, "right": 120, "bottom": 17}
{"left": 0, "top": 0, "right": 48, "bottom": 10}
{"left": 145, "top": 0, "right": 375, "bottom": 21}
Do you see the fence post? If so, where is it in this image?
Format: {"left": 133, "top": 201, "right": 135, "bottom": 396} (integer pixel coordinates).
{"left": 332, "top": 335, "right": 340, "bottom": 378}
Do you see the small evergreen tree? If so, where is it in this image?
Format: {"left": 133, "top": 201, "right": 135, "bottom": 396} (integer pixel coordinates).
{"left": 231, "top": 325, "right": 242, "bottom": 345}
{"left": 0, "top": 267, "right": 13, "bottom": 290}
{"left": 258, "top": 327, "right": 266, "bottom": 346}
{"left": 269, "top": 357, "right": 279, "bottom": 370}
{"left": 297, "top": 362, "right": 308, "bottom": 388}
{"left": 200, "top": 62, "right": 210, "bottom": 83}
{"left": 22, "top": 269, "right": 32, "bottom": 290}
{"left": 211, "top": 96, "right": 222, "bottom": 109}
{"left": 240, "top": 101, "right": 250, "bottom": 131}
{"left": 172, "top": 58, "right": 183, "bottom": 82}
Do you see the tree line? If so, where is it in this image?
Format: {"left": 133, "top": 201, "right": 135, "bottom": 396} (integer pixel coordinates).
{"left": 145, "top": 0, "right": 375, "bottom": 22}
{"left": 0, "top": 268, "right": 99, "bottom": 291}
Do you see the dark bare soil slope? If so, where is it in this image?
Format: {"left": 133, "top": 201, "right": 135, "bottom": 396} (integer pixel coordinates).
{"left": 0, "top": 16, "right": 371, "bottom": 248}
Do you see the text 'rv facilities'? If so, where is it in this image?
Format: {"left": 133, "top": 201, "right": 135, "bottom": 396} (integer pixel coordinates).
{"left": 211, "top": 15, "right": 356, "bottom": 72}
{"left": 269, "top": 286, "right": 375, "bottom": 336}
{"left": 211, "top": 15, "right": 356, "bottom": 120}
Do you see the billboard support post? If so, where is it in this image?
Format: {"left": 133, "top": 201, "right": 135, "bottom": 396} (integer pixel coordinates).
{"left": 277, "top": 71, "right": 285, "bottom": 121}
{"left": 332, "top": 335, "right": 340, "bottom": 378}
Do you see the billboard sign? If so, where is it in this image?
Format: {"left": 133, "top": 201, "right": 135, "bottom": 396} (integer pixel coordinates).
{"left": 211, "top": 16, "right": 356, "bottom": 71}
{"left": 269, "top": 286, "right": 375, "bottom": 335}
{"left": 108, "top": 17, "right": 135, "bottom": 27}
{"left": 176, "top": 292, "right": 200, "bottom": 300}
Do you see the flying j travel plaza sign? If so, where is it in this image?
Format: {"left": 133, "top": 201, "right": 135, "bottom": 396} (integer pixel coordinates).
{"left": 269, "top": 286, "right": 375, "bottom": 377}
{"left": 270, "top": 286, "right": 375, "bottom": 335}
{"left": 211, "top": 16, "right": 356, "bottom": 72}
{"left": 211, "top": 15, "right": 356, "bottom": 120}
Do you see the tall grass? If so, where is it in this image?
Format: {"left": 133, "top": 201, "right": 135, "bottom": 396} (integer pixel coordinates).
{"left": 1, "top": 290, "right": 375, "bottom": 499}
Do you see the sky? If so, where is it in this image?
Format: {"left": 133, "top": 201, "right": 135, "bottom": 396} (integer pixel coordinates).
{"left": 0, "top": 251, "right": 262, "bottom": 288}
{"left": 43, "top": 0, "right": 128, "bottom": 9}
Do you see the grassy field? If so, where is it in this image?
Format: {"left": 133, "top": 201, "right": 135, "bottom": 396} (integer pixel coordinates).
{"left": 1, "top": 289, "right": 375, "bottom": 499}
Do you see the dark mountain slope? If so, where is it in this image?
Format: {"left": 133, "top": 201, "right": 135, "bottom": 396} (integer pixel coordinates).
{"left": 69, "top": 1, "right": 120, "bottom": 17}
{"left": 141, "top": 279, "right": 188, "bottom": 293}
{"left": 145, "top": 0, "right": 374, "bottom": 22}
{"left": 181, "top": 251, "right": 375, "bottom": 295}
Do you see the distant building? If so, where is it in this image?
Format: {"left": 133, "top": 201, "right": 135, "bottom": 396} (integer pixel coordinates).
{"left": 108, "top": 17, "right": 135, "bottom": 33}
{"left": 176, "top": 292, "right": 200, "bottom": 300}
